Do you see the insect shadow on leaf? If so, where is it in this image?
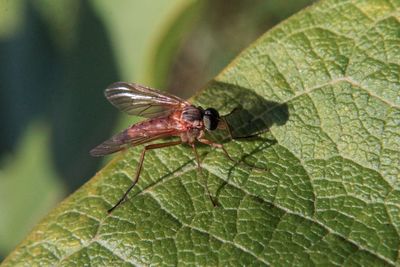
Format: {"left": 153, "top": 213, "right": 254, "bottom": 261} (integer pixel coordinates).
{"left": 195, "top": 80, "right": 289, "bottom": 206}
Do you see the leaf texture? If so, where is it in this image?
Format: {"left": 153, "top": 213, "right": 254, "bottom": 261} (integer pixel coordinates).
{"left": 3, "top": 0, "right": 400, "bottom": 266}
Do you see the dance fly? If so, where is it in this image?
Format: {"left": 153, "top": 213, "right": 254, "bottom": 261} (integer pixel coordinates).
{"left": 90, "top": 82, "right": 236, "bottom": 213}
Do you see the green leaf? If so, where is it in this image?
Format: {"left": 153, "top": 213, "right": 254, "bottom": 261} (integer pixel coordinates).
{"left": 3, "top": 0, "right": 400, "bottom": 265}
{"left": 0, "top": 121, "right": 64, "bottom": 255}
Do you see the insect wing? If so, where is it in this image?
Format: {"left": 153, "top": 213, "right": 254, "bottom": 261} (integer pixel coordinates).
{"left": 90, "top": 127, "right": 178, "bottom": 157}
{"left": 105, "top": 82, "right": 190, "bottom": 118}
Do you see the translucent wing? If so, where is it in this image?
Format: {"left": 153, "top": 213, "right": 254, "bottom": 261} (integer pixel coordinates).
{"left": 105, "top": 82, "right": 190, "bottom": 118}
{"left": 90, "top": 127, "right": 178, "bottom": 156}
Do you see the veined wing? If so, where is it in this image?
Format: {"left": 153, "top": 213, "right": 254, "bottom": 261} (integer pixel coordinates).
{"left": 90, "top": 127, "right": 178, "bottom": 157}
{"left": 105, "top": 82, "right": 190, "bottom": 118}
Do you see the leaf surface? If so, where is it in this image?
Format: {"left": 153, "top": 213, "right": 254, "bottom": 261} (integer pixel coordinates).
{"left": 3, "top": 0, "right": 400, "bottom": 266}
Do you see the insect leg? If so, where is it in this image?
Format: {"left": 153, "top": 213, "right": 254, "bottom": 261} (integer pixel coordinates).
{"left": 218, "top": 117, "right": 234, "bottom": 139}
{"left": 198, "top": 138, "right": 263, "bottom": 170}
{"left": 191, "top": 144, "right": 201, "bottom": 172}
{"left": 220, "top": 116, "right": 269, "bottom": 140}
{"left": 191, "top": 144, "right": 217, "bottom": 207}
{"left": 198, "top": 138, "right": 235, "bottom": 162}
{"left": 108, "top": 140, "right": 182, "bottom": 213}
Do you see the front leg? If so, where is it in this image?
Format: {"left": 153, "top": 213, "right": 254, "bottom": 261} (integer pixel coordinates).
{"left": 191, "top": 142, "right": 218, "bottom": 207}
{"left": 198, "top": 138, "right": 265, "bottom": 171}
{"left": 198, "top": 138, "right": 235, "bottom": 162}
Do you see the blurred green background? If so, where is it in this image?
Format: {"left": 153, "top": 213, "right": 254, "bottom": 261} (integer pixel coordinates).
{"left": 0, "top": 0, "right": 315, "bottom": 260}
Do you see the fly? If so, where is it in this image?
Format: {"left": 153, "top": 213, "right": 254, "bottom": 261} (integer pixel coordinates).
{"left": 91, "top": 82, "right": 240, "bottom": 213}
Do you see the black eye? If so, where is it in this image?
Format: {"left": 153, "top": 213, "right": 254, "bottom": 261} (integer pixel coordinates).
{"left": 203, "top": 108, "right": 220, "bottom": 130}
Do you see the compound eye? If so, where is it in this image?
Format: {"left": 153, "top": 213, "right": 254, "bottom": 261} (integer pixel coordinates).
{"left": 203, "top": 108, "right": 220, "bottom": 130}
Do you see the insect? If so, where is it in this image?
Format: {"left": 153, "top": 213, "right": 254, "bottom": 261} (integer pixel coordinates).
{"left": 91, "top": 82, "right": 238, "bottom": 213}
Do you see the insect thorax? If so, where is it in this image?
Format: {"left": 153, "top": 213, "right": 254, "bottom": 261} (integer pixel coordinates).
{"left": 182, "top": 106, "right": 203, "bottom": 123}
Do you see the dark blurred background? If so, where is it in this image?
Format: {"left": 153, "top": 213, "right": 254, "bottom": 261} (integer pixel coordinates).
{"left": 0, "top": 0, "right": 315, "bottom": 260}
